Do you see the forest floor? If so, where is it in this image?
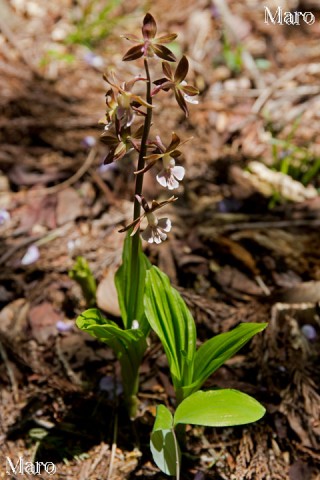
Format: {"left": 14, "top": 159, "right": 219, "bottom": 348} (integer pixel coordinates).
{"left": 0, "top": 0, "right": 319, "bottom": 479}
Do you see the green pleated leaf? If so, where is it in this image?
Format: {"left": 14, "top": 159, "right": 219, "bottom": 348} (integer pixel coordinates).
{"left": 189, "top": 323, "right": 267, "bottom": 395}
{"left": 150, "top": 405, "right": 180, "bottom": 476}
{"left": 144, "top": 266, "right": 196, "bottom": 389}
{"left": 115, "top": 233, "right": 151, "bottom": 333}
{"left": 174, "top": 389, "right": 266, "bottom": 427}
{"left": 76, "top": 308, "right": 147, "bottom": 403}
{"left": 76, "top": 308, "right": 147, "bottom": 363}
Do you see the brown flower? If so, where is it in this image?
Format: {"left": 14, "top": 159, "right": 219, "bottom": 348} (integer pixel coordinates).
{"left": 122, "top": 13, "right": 177, "bottom": 62}
{"left": 102, "top": 74, "right": 152, "bottom": 129}
{"left": 153, "top": 56, "right": 199, "bottom": 116}
{"left": 101, "top": 122, "right": 144, "bottom": 164}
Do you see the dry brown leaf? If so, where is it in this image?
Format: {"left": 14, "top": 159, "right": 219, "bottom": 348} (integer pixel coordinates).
{"left": 56, "top": 187, "right": 83, "bottom": 226}
{"left": 96, "top": 266, "right": 121, "bottom": 317}
{"left": 28, "top": 302, "right": 62, "bottom": 343}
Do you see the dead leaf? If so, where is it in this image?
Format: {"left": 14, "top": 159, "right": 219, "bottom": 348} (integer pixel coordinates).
{"left": 96, "top": 267, "right": 121, "bottom": 317}
{"left": 216, "top": 266, "right": 262, "bottom": 296}
{"left": 28, "top": 302, "right": 62, "bottom": 343}
{"left": 214, "top": 236, "right": 258, "bottom": 274}
{"left": 56, "top": 187, "right": 83, "bottom": 226}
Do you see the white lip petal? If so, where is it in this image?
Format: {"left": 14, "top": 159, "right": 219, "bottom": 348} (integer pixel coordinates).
{"left": 156, "top": 171, "right": 168, "bottom": 187}
{"left": 158, "top": 218, "right": 172, "bottom": 232}
{"left": 142, "top": 225, "right": 153, "bottom": 242}
{"left": 154, "top": 233, "right": 162, "bottom": 244}
{"left": 184, "top": 94, "right": 199, "bottom": 104}
{"left": 167, "top": 175, "right": 179, "bottom": 190}
{"left": 158, "top": 229, "right": 167, "bottom": 241}
{"left": 172, "top": 165, "right": 185, "bottom": 181}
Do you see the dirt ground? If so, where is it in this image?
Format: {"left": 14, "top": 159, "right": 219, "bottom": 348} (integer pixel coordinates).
{"left": 0, "top": 0, "right": 319, "bottom": 479}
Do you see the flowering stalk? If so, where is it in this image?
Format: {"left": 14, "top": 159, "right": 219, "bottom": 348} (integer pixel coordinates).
{"left": 129, "top": 58, "right": 152, "bottom": 323}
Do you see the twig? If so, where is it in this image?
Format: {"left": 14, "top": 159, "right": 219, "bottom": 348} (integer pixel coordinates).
{"left": 0, "top": 234, "right": 42, "bottom": 266}
{"left": 107, "top": 412, "right": 118, "bottom": 480}
{"left": 255, "top": 275, "right": 270, "bottom": 296}
{"left": 0, "top": 223, "right": 73, "bottom": 266}
{"left": 21, "top": 146, "right": 98, "bottom": 197}
{"left": 0, "top": 340, "right": 19, "bottom": 402}
{"left": 220, "top": 218, "right": 320, "bottom": 232}
{"left": 88, "top": 166, "right": 117, "bottom": 204}
{"left": 251, "top": 64, "right": 320, "bottom": 114}
{"left": 55, "top": 337, "right": 82, "bottom": 386}
{"left": 89, "top": 443, "right": 110, "bottom": 477}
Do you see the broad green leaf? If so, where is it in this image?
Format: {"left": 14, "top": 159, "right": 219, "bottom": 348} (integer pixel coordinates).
{"left": 174, "top": 389, "right": 266, "bottom": 427}
{"left": 150, "top": 405, "right": 180, "bottom": 476}
{"left": 153, "top": 404, "right": 174, "bottom": 431}
{"left": 187, "top": 323, "right": 267, "bottom": 396}
{"left": 144, "top": 266, "right": 196, "bottom": 389}
{"left": 76, "top": 308, "right": 147, "bottom": 402}
{"left": 115, "top": 232, "right": 151, "bottom": 333}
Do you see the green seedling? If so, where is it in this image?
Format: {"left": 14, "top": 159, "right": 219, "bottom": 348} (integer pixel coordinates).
{"left": 69, "top": 256, "right": 97, "bottom": 308}
{"left": 267, "top": 117, "right": 320, "bottom": 206}
{"left": 221, "top": 33, "right": 243, "bottom": 74}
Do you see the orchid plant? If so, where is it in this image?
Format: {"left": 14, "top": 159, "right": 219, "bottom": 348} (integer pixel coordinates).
{"left": 75, "top": 13, "right": 267, "bottom": 477}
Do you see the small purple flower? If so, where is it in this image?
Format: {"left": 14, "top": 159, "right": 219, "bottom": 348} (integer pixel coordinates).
{"left": 56, "top": 320, "right": 73, "bottom": 332}
{"left": 82, "top": 135, "right": 96, "bottom": 148}
{"left": 98, "top": 162, "right": 118, "bottom": 174}
{"left": 21, "top": 245, "right": 40, "bottom": 266}
{"left": 83, "top": 51, "right": 104, "bottom": 69}
{"left": 99, "top": 376, "right": 123, "bottom": 397}
{"left": 141, "top": 213, "right": 171, "bottom": 244}
{"left": 0, "top": 209, "right": 10, "bottom": 225}
{"left": 301, "top": 324, "right": 317, "bottom": 341}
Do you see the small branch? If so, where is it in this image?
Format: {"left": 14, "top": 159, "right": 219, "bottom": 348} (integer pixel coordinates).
{"left": 22, "top": 146, "right": 98, "bottom": 197}
{"left": 55, "top": 337, "right": 82, "bottom": 386}
{"left": 0, "top": 340, "right": 19, "bottom": 402}
{"left": 107, "top": 412, "right": 118, "bottom": 480}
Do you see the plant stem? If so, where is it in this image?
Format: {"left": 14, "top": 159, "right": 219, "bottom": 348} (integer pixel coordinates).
{"left": 171, "top": 428, "right": 181, "bottom": 480}
{"left": 133, "top": 58, "right": 152, "bottom": 221}
{"left": 129, "top": 58, "right": 152, "bottom": 324}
